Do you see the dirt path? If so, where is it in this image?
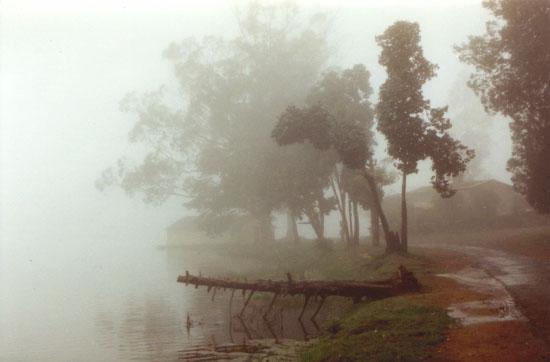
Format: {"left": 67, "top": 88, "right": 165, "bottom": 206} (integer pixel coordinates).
{"left": 417, "top": 238, "right": 550, "bottom": 361}
{"left": 465, "top": 245, "right": 550, "bottom": 347}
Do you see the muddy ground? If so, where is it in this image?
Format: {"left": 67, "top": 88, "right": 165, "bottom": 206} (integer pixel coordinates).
{"left": 416, "top": 231, "right": 550, "bottom": 361}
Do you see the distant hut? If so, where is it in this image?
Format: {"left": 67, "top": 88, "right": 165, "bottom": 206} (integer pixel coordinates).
{"left": 383, "top": 179, "right": 550, "bottom": 235}
{"left": 166, "top": 216, "right": 208, "bottom": 246}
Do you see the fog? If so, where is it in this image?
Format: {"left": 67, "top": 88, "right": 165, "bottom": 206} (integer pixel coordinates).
{"left": 1, "top": 1, "right": 524, "bottom": 360}
{"left": 1, "top": 0, "right": 511, "bottom": 238}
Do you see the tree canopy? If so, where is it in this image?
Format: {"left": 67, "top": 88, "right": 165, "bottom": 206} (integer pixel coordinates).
{"left": 376, "top": 21, "right": 474, "bottom": 198}
{"left": 273, "top": 64, "right": 402, "bottom": 249}
{"left": 457, "top": 0, "right": 550, "bottom": 212}
{"left": 273, "top": 65, "right": 376, "bottom": 174}
{"left": 375, "top": 21, "right": 474, "bottom": 250}
{"left": 97, "top": 3, "right": 332, "bottom": 240}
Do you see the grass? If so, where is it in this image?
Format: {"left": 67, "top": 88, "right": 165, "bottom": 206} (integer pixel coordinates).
{"left": 171, "top": 226, "right": 550, "bottom": 360}
{"left": 301, "top": 297, "right": 451, "bottom": 362}
{"left": 183, "top": 239, "right": 432, "bottom": 282}
{"left": 172, "top": 239, "right": 451, "bottom": 361}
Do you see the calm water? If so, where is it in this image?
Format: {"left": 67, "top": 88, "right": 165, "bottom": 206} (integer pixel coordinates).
{"left": 1, "top": 232, "right": 341, "bottom": 361}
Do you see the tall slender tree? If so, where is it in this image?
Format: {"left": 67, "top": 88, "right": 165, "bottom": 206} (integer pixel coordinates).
{"left": 376, "top": 21, "right": 474, "bottom": 251}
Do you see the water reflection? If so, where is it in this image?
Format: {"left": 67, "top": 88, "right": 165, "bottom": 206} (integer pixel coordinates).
{"left": 91, "top": 247, "right": 348, "bottom": 360}
{"left": 95, "top": 298, "right": 184, "bottom": 361}
{"left": 94, "top": 291, "right": 330, "bottom": 360}
{"left": 3, "top": 230, "right": 350, "bottom": 361}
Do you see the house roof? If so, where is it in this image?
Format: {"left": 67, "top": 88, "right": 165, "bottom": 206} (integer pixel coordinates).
{"left": 384, "top": 179, "right": 532, "bottom": 212}
{"left": 387, "top": 179, "right": 516, "bottom": 200}
{"left": 166, "top": 216, "right": 199, "bottom": 232}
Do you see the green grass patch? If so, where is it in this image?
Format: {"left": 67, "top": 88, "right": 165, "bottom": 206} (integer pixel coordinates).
{"left": 186, "top": 240, "right": 432, "bottom": 282}
{"left": 175, "top": 240, "right": 450, "bottom": 360}
{"left": 301, "top": 297, "right": 451, "bottom": 362}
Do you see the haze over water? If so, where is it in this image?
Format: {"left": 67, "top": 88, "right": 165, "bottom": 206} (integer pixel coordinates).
{"left": 1, "top": 1, "right": 514, "bottom": 360}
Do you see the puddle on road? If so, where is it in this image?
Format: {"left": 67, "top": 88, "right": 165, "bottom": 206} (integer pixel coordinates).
{"left": 438, "top": 267, "right": 526, "bottom": 325}
{"left": 443, "top": 245, "right": 532, "bottom": 286}
{"left": 483, "top": 255, "right": 531, "bottom": 286}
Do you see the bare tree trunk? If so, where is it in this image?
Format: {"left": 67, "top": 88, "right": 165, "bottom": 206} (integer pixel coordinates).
{"left": 305, "top": 208, "right": 324, "bottom": 242}
{"left": 257, "top": 213, "right": 274, "bottom": 243}
{"left": 286, "top": 209, "right": 299, "bottom": 243}
{"left": 370, "top": 207, "right": 380, "bottom": 247}
{"left": 316, "top": 209, "right": 325, "bottom": 241}
{"left": 330, "top": 173, "right": 350, "bottom": 244}
{"left": 342, "top": 190, "right": 350, "bottom": 244}
{"left": 401, "top": 172, "right": 408, "bottom": 253}
{"left": 348, "top": 197, "right": 354, "bottom": 247}
{"left": 178, "top": 267, "right": 420, "bottom": 301}
{"left": 361, "top": 169, "right": 400, "bottom": 252}
{"left": 353, "top": 200, "right": 360, "bottom": 244}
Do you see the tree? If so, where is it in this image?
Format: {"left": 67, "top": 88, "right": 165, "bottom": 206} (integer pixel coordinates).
{"left": 457, "top": 0, "right": 550, "bottom": 213}
{"left": 273, "top": 80, "right": 401, "bottom": 252}
{"left": 376, "top": 21, "right": 474, "bottom": 251}
{"left": 272, "top": 64, "right": 383, "bottom": 249}
{"left": 305, "top": 65, "right": 376, "bottom": 248}
{"left": 97, "top": 3, "right": 331, "bottom": 242}
{"left": 447, "top": 72, "right": 497, "bottom": 182}
{"left": 347, "top": 159, "right": 396, "bottom": 247}
{"left": 270, "top": 143, "right": 337, "bottom": 244}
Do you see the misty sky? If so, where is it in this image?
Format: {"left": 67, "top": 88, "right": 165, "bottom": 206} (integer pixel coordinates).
{"left": 0, "top": 0, "right": 513, "bottom": 247}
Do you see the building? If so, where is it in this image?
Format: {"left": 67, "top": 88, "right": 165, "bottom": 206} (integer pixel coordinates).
{"left": 165, "top": 216, "right": 213, "bottom": 246}
{"left": 383, "top": 179, "right": 550, "bottom": 235}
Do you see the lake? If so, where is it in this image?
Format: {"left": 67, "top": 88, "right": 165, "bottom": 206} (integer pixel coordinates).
{"left": 1, "top": 232, "right": 343, "bottom": 361}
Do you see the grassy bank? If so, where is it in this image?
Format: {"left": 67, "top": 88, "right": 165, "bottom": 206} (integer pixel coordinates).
{"left": 173, "top": 239, "right": 452, "bottom": 361}
{"left": 180, "top": 239, "right": 431, "bottom": 281}
{"left": 301, "top": 297, "right": 450, "bottom": 361}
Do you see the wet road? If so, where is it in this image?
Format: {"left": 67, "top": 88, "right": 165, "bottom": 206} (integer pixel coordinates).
{"left": 419, "top": 241, "right": 550, "bottom": 348}
{"left": 483, "top": 249, "right": 550, "bottom": 347}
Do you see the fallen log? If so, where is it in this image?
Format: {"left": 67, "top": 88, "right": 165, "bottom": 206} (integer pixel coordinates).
{"left": 177, "top": 266, "right": 419, "bottom": 319}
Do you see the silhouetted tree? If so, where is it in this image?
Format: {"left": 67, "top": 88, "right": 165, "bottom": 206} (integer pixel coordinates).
{"left": 270, "top": 143, "right": 337, "bottom": 244}
{"left": 273, "top": 97, "right": 400, "bottom": 251}
{"left": 457, "top": 0, "right": 550, "bottom": 213}
{"left": 97, "top": 3, "right": 331, "bottom": 242}
{"left": 376, "top": 21, "right": 474, "bottom": 251}
{"left": 306, "top": 65, "right": 375, "bottom": 248}
{"left": 346, "top": 159, "right": 396, "bottom": 247}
